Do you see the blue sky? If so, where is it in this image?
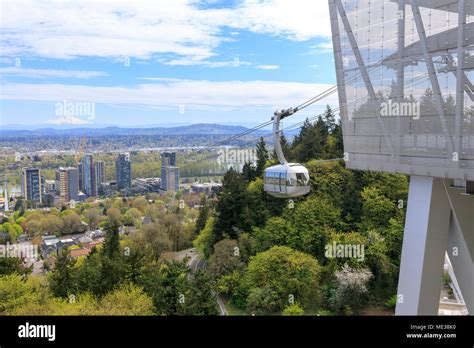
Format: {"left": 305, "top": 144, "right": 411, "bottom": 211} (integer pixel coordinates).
{"left": 0, "top": 0, "right": 338, "bottom": 128}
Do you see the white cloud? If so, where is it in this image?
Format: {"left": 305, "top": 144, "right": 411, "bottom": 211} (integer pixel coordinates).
{"left": 0, "top": 67, "right": 107, "bottom": 79}
{"left": 307, "top": 41, "right": 334, "bottom": 55}
{"left": 230, "top": 0, "right": 331, "bottom": 41}
{"left": 0, "top": 0, "right": 331, "bottom": 63}
{"left": 256, "top": 65, "right": 280, "bottom": 70}
{"left": 1, "top": 79, "right": 338, "bottom": 112}
{"left": 164, "top": 58, "right": 251, "bottom": 67}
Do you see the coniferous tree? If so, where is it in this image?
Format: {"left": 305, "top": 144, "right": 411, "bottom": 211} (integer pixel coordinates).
{"left": 103, "top": 222, "right": 120, "bottom": 258}
{"left": 255, "top": 137, "right": 269, "bottom": 177}
{"left": 323, "top": 104, "right": 336, "bottom": 134}
{"left": 194, "top": 195, "right": 209, "bottom": 235}
{"left": 49, "top": 249, "right": 76, "bottom": 298}
{"left": 213, "top": 168, "right": 247, "bottom": 241}
{"left": 242, "top": 162, "right": 257, "bottom": 181}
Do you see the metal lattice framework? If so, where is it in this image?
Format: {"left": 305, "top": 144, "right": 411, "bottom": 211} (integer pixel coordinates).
{"left": 330, "top": 0, "right": 474, "bottom": 183}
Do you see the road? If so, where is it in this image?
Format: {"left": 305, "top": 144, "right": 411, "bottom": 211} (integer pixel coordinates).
{"left": 187, "top": 249, "right": 228, "bottom": 316}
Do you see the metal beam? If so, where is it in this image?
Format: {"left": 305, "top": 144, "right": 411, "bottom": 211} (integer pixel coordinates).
{"left": 410, "top": 0, "right": 455, "bottom": 157}
{"left": 336, "top": 0, "right": 395, "bottom": 157}
{"left": 329, "top": 0, "right": 349, "bottom": 120}
{"left": 443, "top": 54, "right": 474, "bottom": 102}
{"left": 396, "top": 0, "right": 406, "bottom": 164}
{"left": 396, "top": 176, "right": 451, "bottom": 315}
{"left": 455, "top": 0, "right": 466, "bottom": 168}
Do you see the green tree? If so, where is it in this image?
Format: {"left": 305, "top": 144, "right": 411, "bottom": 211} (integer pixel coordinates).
{"left": 83, "top": 208, "right": 102, "bottom": 230}
{"left": 137, "top": 260, "right": 190, "bottom": 315}
{"left": 207, "top": 239, "right": 244, "bottom": 279}
{"left": 282, "top": 303, "right": 305, "bottom": 316}
{"left": 178, "top": 270, "right": 218, "bottom": 315}
{"left": 213, "top": 168, "right": 247, "bottom": 241}
{"left": 359, "top": 187, "right": 397, "bottom": 230}
{"left": 0, "top": 275, "right": 44, "bottom": 314}
{"left": 134, "top": 222, "right": 172, "bottom": 260}
{"left": 0, "top": 257, "right": 32, "bottom": 277}
{"left": 99, "top": 283, "right": 155, "bottom": 315}
{"left": 103, "top": 222, "right": 120, "bottom": 258}
{"left": 242, "top": 162, "right": 257, "bottom": 181}
{"left": 193, "top": 216, "right": 215, "bottom": 258}
{"left": 255, "top": 137, "right": 269, "bottom": 177}
{"left": 194, "top": 195, "right": 209, "bottom": 235}
{"left": 240, "top": 246, "right": 321, "bottom": 314}
{"left": 49, "top": 249, "right": 77, "bottom": 298}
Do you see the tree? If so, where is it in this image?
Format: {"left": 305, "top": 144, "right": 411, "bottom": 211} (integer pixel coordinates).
{"left": 207, "top": 239, "right": 244, "bottom": 279}
{"left": 193, "top": 216, "right": 215, "bottom": 258}
{"left": 123, "top": 207, "right": 142, "bottom": 227}
{"left": 99, "top": 283, "right": 155, "bottom": 315}
{"left": 40, "top": 215, "right": 63, "bottom": 235}
{"left": 0, "top": 275, "right": 44, "bottom": 314}
{"left": 213, "top": 168, "right": 248, "bottom": 241}
{"left": 49, "top": 249, "right": 77, "bottom": 298}
{"left": 103, "top": 222, "right": 120, "bottom": 258}
{"left": 137, "top": 260, "right": 190, "bottom": 315}
{"left": 329, "top": 264, "right": 373, "bottom": 315}
{"left": 134, "top": 222, "right": 172, "bottom": 260}
{"left": 106, "top": 207, "right": 123, "bottom": 227}
{"left": 132, "top": 197, "right": 149, "bottom": 213}
{"left": 323, "top": 104, "right": 336, "bottom": 133}
{"left": 83, "top": 208, "right": 102, "bottom": 230}
{"left": 282, "top": 303, "right": 305, "bottom": 316}
{"left": 194, "top": 195, "right": 209, "bottom": 235}
{"left": 255, "top": 137, "right": 269, "bottom": 177}
{"left": 242, "top": 162, "right": 257, "bottom": 182}
{"left": 240, "top": 246, "right": 321, "bottom": 314}
{"left": 0, "top": 257, "right": 32, "bottom": 277}
{"left": 286, "top": 196, "right": 344, "bottom": 258}
{"left": 242, "top": 178, "right": 272, "bottom": 229}
{"left": 178, "top": 270, "right": 218, "bottom": 315}
{"left": 359, "top": 187, "right": 397, "bottom": 230}
{"left": 61, "top": 212, "right": 85, "bottom": 235}
{"left": 162, "top": 214, "right": 183, "bottom": 251}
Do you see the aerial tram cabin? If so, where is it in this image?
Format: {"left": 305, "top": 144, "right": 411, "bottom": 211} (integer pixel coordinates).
{"left": 264, "top": 109, "right": 311, "bottom": 198}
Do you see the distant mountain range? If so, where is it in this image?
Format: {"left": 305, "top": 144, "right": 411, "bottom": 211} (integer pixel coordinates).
{"left": 0, "top": 123, "right": 275, "bottom": 137}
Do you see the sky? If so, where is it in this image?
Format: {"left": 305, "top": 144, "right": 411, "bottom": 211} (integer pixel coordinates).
{"left": 0, "top": 0, "right": 338, "bottom": 128}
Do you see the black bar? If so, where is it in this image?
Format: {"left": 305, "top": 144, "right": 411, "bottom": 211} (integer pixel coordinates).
{"left": 0, "top": 316, "right": 473, "bottom": 346}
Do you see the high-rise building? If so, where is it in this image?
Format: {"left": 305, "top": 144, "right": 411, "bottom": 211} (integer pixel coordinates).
{"left": 21, "top": 167, "right": 42, "bottom": 203}
{"left": 116, "top": 153, "right": 131, "bottom": 191}
{"left": 161, "top": 152, "right": 176, "bottom": 167}
{"left": 77, "top": 161, "right": 83, "bottom": 191}
{"left": 3, "top": 177, "right": 9, "bottom": 211}
{"left": 82, "top": 154, "right": 96, "bottom": 196}
{"left": 57, "top": 167, "right": 79, "bottom": 202}
{"left": 94, "top": 161, "right": 105, "bottom": 194}
{"left": 160, "top": 152, "right": 179, "bottom": 192}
